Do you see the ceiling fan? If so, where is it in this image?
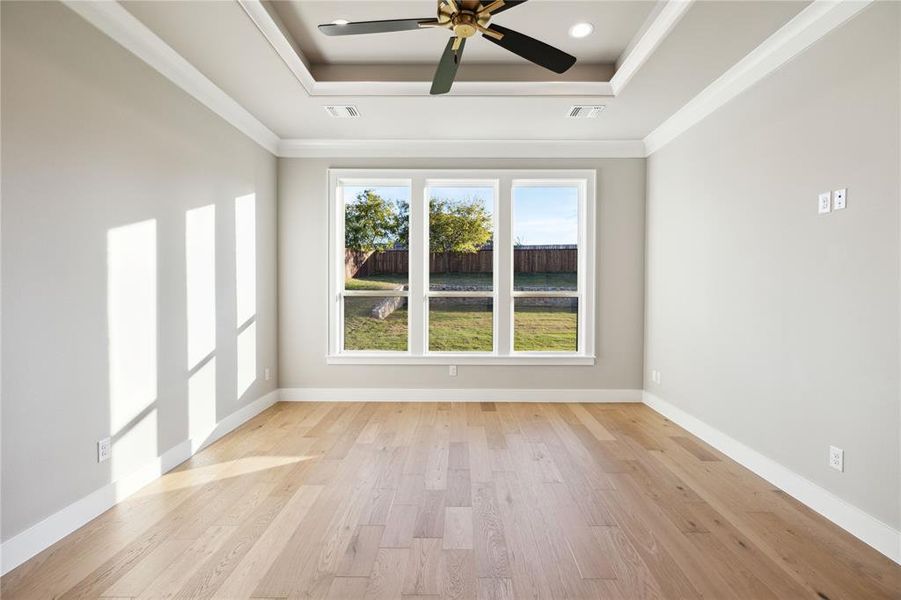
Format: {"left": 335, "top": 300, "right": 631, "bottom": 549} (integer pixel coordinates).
{"left": 318, "top": 0, "right": 577, "bottom": 95}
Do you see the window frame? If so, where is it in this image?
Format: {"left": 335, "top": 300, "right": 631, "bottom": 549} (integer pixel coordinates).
{"left": 328, "top": 169, "right": 596, "bottom": 365}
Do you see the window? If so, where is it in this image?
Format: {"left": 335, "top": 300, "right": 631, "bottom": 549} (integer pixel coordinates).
{"left": 330, "top": 169, "right": 595, "bottom": 365}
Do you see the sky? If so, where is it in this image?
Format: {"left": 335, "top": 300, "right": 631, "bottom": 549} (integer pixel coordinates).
{"left": 343, "top": 184, "right": 578, "bottom": 246}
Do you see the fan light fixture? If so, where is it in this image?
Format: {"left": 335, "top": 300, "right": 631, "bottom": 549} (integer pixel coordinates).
{"left": 569, "top": 22, "right": 593, "bottom": 38}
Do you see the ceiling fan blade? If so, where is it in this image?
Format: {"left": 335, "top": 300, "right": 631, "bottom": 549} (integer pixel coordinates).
{"left": 479, "top": 0, "right": 529, "bottom": 16}
{"left": 431, "top": 37, "right": 466, "bottom": 95}
{"left": 319, "top": 18, "right": 434, "bottom": 36}
{"left": 483, "top": 24, "right": 576, "bottom": 74}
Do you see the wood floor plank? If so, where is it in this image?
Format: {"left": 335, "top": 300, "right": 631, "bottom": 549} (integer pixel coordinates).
{"left": 362, "top": 548, "right": 409, "bottom": 600}
{"left": 325, "top": 576, "right": 370, "bottom": 599}
{"left": 337, "top": 525, "right": 385, "bottom": 577}
{"left": 443, "top": 507, "right": 474, "bottom": 550}
{"left": 414, "top": 490, "right": 446, "bottom": 538}
{"left": 441, "top": 550, "right": 477, "bottom": 600}
{"left": 445, "top": 468, "right": 472, "bottom": 508}
{"left": 402, "top": 538, "right": 442, "bottom": 596}
{"left": 213, "top": 485, "right": 323, "bottom": 600}
{"left": 565, "top": 402, "right": 616, "bottom": 441}
{"left": 471, "top": 482, "right": 511, "bottom": 579}
{"left": 4, "top": 402, "right": 897, "bottom": 600}
{"left": 476, "top": 577, "right": 513, "bottom": 600}
{"left": 99, "top": 539, "right": 191, "bottom": 598}
{"left": 134, "top": 525, "right": 237, "bottom": 600}
{"left": 381, "top": 504, "right": 419, "bottom": 548}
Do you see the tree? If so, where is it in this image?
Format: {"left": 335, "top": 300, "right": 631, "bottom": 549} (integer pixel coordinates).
{"left": 428, "top": 198, "right": 492, "bottom": 273}
{"left": 344, "top": 190, "right": 399, "bottom": 253}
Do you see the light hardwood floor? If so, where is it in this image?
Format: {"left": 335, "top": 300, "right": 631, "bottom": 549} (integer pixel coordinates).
{"left": 2, "top": 402, "right": 898, "bottom": 599}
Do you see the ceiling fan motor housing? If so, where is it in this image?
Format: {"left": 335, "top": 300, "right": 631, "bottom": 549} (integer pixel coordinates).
{"left": 439, "top": 3, "right": 491, "bottom": 39}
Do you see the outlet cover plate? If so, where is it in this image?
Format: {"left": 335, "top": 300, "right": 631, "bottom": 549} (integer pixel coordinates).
{"left": 818, "top": 192, "right": 832, "bottom": 214}
{"left": 829, "top": 446, "right": 844, "bottom": 472}
{"left": 98, "top": 437, "right": 111, "bottom": 463}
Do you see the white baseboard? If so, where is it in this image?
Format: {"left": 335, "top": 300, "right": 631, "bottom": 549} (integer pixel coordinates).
{"left": 0, "top": 389, "right": 280, "bottom": 576}
{"left": 642, "top": 391, "right": 901, "bottom": 565}
{"left": 279, "top": 387, "right": 643, "bottom": 403}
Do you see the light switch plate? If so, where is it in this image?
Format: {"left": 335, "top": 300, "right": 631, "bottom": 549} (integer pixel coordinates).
{"left": 818, "top": 192, "right": 832, "bottom": 214}
{"left": 833, "top": 188, "right": 847, "bottom": 210}
{"left": 449, "top": 365, "right": 457, "bottom": 377}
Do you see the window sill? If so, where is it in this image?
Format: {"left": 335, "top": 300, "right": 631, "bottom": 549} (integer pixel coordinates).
{"left": 326, "top": 354, "right": 596, "bottom": 366}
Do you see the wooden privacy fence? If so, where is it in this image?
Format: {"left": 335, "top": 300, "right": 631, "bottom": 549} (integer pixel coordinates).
{"left": 351, "top": 246, "right": 577, "bottom": 276}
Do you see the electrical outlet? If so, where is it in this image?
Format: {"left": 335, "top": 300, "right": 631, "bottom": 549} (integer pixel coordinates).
{"left": 833, "top": 188, "right": 847, "bottom": 210}
{"left": 264, "top": 367, "right": 271, "bottom": 381}
{"left": 98, "top": 437, "right": 111, "bottom": 463}
{"left": 449, "top": 365, "right": 457, "bottom": 377}
{"left": 650, "top": 370, "right": 661, "bottom": 384}
{"left": 829, "top": 446, "right": 844, "bottom": 472}
{"left": 818, "top": 192, "right": 832, "bottom": 214}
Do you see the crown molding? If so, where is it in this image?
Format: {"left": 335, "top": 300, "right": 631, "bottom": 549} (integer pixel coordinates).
{"left": 63, "top": 0, "right": 280, "bottom": 155}
{"left": 277, "top": 138, "right": 647, "bottom": 159}
{"left": 611, "top": 0, "right": 694, "bottom": 95}
{"left": 237, "top": 0, "right": 317, "bottom": 93}
{"left": 643, "top": 0, "right": 874, "bottom": 155}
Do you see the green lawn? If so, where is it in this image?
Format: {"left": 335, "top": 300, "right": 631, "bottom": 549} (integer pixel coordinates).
{"left": 343, "top": 296, "right": 577, "bottom": 352}
{"left": 346, "top": 272, "right": 577, "bottom": 291}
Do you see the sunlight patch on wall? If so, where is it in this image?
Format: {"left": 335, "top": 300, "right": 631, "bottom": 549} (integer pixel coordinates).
{"left": 235, "top": 194, "right": 256, "bottom": 327}
{"left": 186, "top": 204, "right": 217, "bottom": 440}
{"left": 107, "top": 219, "right": 158, "bottom": 479}
{"left": 235, "top": 194, "right": 257, "bottom": 399}
{"left": 186, "top": 205, "right": 216, "bottom": 368}
{"left": 188, "top": 358, "right": 217, "bottom": 441}
{"left": 237, "top": 322, "right": 256, "bottom": 399}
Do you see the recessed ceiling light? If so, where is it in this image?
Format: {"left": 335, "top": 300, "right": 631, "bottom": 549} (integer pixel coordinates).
{"left": 569, "top": 22, "right": 594, "bottom": 38}
{"left": 332, "top": 19, "right": 350, "bottom": 25}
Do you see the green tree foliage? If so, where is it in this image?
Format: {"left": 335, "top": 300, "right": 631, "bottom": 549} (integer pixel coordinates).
{"left": 344, "top": 190, "right": 400, "bottom": 252}
{"left": 350, "top": 194, "right": 492, "bottom": 273}
{"left": 428, "top": 198, "right": 492, "bottom": 272}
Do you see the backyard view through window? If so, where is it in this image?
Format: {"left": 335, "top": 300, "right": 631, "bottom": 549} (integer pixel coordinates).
{"left": 341, "top": 184, "right": 410, "bottom": 351}
{"left": 333, "top": 170, "right": 594, "bottom": 361}
{"left": 513, "top": 185, "right": 580, "bottom": 352}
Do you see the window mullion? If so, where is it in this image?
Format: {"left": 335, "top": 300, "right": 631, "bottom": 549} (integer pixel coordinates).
{"left": 496, "top": 176, "right": 513, "bottom": 355}
{"left": 409, "top": 176, "right": 426, "bottom": 355}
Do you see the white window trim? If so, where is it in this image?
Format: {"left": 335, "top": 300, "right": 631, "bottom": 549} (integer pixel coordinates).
{"left": 328, "top": 168, "right": 596, "bottom": 366}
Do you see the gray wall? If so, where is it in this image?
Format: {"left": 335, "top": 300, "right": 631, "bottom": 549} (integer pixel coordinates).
{"left": 279, "top": 158, "right": 646, "bottom": 391}
{"left": 645, "top": 3, "right": 900, "bottom": 528}
{"left": 1, "top": 1, "right": 278, "bottom": 541}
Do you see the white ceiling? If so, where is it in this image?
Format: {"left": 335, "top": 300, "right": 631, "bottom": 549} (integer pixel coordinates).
{"left": 121, "top": 0, "right": 810, "bottom": 142}
{"left": 269, "top": 0, "right": 657, "bottom": 66}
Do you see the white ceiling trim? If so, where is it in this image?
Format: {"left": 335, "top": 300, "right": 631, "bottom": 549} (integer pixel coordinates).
{"left": 237, "top": 0, "right": 685, "bottom": 98}
{"left": 643, "top": 0, "right": 874, "bottom": 155}
{"left": 277, "top": 139, "right": 647, "bottom": 159}
{"left": 611, "top": 0, "right": 694, "bottom": 95}
{"left": 237, "top": 0, "right": 317, "bottom": 93}
{"left": 308, "top": 81, "right": 615, "bottom": 97}
{"left": 63, "top": 0, "right": 280, "bottom": 155}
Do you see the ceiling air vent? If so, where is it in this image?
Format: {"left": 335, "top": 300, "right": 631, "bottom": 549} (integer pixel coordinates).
{"left": 567, "top": 105, "right": 606, "bottom": 119}
{"left": 324, "top": 105, "right": 360, "bottom": 118}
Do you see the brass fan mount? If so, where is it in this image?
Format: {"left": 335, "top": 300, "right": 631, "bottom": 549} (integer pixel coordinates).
{"left": 430, "top": 0, "right": 502, "bottom": 40}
